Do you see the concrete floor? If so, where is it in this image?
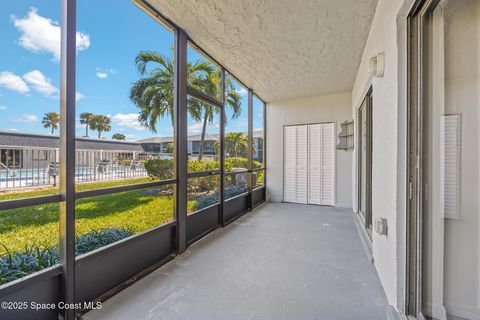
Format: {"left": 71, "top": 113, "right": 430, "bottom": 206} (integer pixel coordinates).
{"left": 85, "top": 203, "right": 388, "bottom": 320}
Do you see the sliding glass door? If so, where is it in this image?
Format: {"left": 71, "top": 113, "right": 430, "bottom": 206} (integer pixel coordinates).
{"left": 408, "top": 1, "right": 479, "bottom": 319}
{"left": 358, "top": 90, "right": 372, "bottom": 234}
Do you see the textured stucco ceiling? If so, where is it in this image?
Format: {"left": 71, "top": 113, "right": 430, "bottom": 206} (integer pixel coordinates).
{"left": 147, "top": 0, "right": 378, "bottom": 102}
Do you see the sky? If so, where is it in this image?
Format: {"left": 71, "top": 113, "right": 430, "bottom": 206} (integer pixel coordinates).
{"left": 0, "top": 0, "right": 263, "bottom": 141}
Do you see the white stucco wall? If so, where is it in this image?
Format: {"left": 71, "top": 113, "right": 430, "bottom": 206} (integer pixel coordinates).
{"left": 351, "top": 0, "right": 412, "bottom": 312}
{"left": 266, "top": 92, "right": 353, "bottom": 208}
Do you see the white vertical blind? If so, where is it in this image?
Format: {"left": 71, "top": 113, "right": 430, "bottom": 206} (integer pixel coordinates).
{"left": 284, "top": 123, "right": 335, "bottom": 206}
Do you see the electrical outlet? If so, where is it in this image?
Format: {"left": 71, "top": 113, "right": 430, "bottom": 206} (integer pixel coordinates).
{"left": 375, "top": 218, "right": 388, "bottom": 236}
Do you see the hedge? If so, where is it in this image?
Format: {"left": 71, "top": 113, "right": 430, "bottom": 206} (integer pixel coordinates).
{"left": 0, "top": 228, "right": 133, "bottom": 285}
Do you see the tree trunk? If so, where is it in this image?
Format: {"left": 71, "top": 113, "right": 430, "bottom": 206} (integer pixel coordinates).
{"left": 198, "top": 112, "right": 208, "bottom": 161}
{"left": 51, "top": 126, "right": 54, "bottom": 135}
{"left": 98, "top": 130, "right": 101, "bottom": 138}
{"left": 85, "top": 122, "right": 89, "bottom": 137}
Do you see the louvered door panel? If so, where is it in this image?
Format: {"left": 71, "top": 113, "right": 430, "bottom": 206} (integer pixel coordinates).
{"left": 283, "top": 126, "right": 296, "bottom": 203}
{"left": 295, "top": 125, "right": 308, "bottom": 204}
{"left": 308, "top": 124, "right": 322, "bottom": 205}
{"left": 321, "top": 123, "right": 335, "bottom": 206}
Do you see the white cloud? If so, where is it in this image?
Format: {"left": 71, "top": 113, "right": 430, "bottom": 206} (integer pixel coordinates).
{"left": 0, "top": 71, "right": 30, "bottom": 93}
{"left": 112, "top": 113, "right": 146, "bottom": 131}
{"left": 76, "top": 92, "right": 85, "bottom": 101}
{"left": 2, "top": 128, "right": 18, "bottom": 132}
{"left": 12, "top": 8, "right": 90, "bottom": 60}
{"left": 22, "top": 70, "right": 58, "bottom": 97}
{"left": 0, "top": 106, "right": 7, "bottom": 110}
{"left": 238, "top": 87, "right": 248, "bottom": 96}
{"left": 13, "top": 114, "right": 38, "bottom": 124}
{"left": 96, "top": 72, "right": 108, "bottom": 79}
{"left": 188, "top": 122, "right": 203, "bottom": 134}
{"left": 188, "top": 121, "right": 219, "bottom": 134}
{"left": 95, "top": 68, "right": 117, "bottom": 79}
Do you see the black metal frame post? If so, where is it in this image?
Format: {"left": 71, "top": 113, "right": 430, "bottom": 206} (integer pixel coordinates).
{"left": 59, "top": 0, "right": 76, "bottom": 318}
{"left": 247, "top": 89, "right": 254, "bottom": 209}
{"left": 219, "top": 69, "right": 226, "bottom": 225}
{"left": 263, "top": 99, "right": 267, "bottom": 188}
{"left": 174, "top": 29, "right": 188, "bottom": 254}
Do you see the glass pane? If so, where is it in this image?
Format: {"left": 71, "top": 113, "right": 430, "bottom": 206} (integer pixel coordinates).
{"left": 422, "top": 1, "right": 480, "bottom": 317}
{"left": 252, "top": 95, "right": 265, "bottom": 166}
{"left": 76, "top": 0, "right": 175, "bottom": 190}
{"left": 0, "top": 203, "right": 60, "bottom": 285}
{"left": 187, "top": 175, "right": 220, "bottom": 214}
{"left": 187, "top": 96, "right": 220, "bottom": 172}
{"left": 75, "top": 185, "right": 174, "bottom": 255}
{"left": 187, "top": 45, "right": 222, "bottom": 101}
{"left": 224, "top": 73, "right": 248, "bottom": 172}
{"left": 224, "top": 172, "right": 248, "bottom": 200}
{"left": 253, "top": 170, "right": 265, "bottom": 190}
{"left": 0, "top": 2, "right": 61, "bottom": 197}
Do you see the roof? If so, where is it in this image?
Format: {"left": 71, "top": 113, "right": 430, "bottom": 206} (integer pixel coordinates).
{"left": 0, "top": 131, "right": 144, "bottom": 152}
{"left": 0, "top": 129, "right": 264, "bottom": 149}
{"left": 137, "top": 130, "right": 263, "bottom": 144}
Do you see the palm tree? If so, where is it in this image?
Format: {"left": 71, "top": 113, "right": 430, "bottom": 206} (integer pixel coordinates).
{"left": 130, "top": 51, "right": 207, "bottom": 132}
{"left": 214, "top": 132, "right": 255, "bottom": 158}
{"left": 129, "top": 51, "right": 242, "bottom": 160}
{"left": 163, "top": 142, "right": 174, "bottom": 154}
{"left": 89, "top": 115, "right": 111, "bottom": 138}
{"left": 112, "top": 133, "right": 126, "bottom": 141}
{"left": 197, "top": 72, "right": 241, "bottom": 161}
{"left": 80, "top": 112, "right": 94, "bottom": 137}
{"left": 42, "top": 112, "right": 60, "bottom": 135}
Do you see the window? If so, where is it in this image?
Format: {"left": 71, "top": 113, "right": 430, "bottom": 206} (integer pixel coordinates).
{"left": 0, "top": 1, "right": 62, "bottom": 285}
{"left": 75, "top": 185, "right": 175, "bottom": 255}
{"left": 187, "top": 96, "right": 220, "bottom": 172}
{"left": 223, "top": 73, "right": 248, "bottom": 171}
{"left": 0, "top": 0, "right": 266, "bottom": 297}
{"left": 187, "top": 175, "right": 220, "bottom": 214}
{"left": 187, "top": 44, "right": 222, "bottom": 102}
{"left": 75, "top": 0, "right": 176, "bottom": 250}
{"left": 252, "top": 95, "right": 265, "bottom": 166}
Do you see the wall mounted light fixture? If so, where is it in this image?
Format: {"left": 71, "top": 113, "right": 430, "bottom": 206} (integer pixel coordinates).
{"left": 368, "top": 52, "right": 385, "bottom": 78}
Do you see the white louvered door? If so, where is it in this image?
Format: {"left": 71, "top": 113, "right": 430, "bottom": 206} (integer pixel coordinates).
{"left": 284, "top": 123, "right": 335, "bottom": 206}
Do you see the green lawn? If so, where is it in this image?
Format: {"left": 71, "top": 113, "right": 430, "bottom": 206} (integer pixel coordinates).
{"left": 0, "top": 178, "right": 194, "bottom": 255}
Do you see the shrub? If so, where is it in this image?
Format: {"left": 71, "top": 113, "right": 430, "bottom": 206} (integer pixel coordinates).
{"left": 144, "top": 159, "right": 174, "bottom": 181}
{"left": 0, "top": 245, "right": 59, "bottom": 285}
{"left": 144, "top": 158, "right": 261, "bottom": 181}
{"left": 192, "top": 186, "right": 247, "bottom": 211}
{"left": 187, "top": 160, "right": 219, "bottom": 173}
{"left": 0, "top": 228, "right": 134, "bottom": 285}
{"left": 144, "top": 157, "right": 262, "bottom": 198}
{"left": 75, "top": 228, "right": 134, "bottom": 255}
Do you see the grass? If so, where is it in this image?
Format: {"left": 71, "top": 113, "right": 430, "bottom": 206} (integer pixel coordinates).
{"left": 0, "top": 177, "right": 195, "bottom": 255}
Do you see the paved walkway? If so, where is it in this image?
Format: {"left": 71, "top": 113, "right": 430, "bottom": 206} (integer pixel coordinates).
{"left": 85, "top": 203, "right": 388, "bottom": 320}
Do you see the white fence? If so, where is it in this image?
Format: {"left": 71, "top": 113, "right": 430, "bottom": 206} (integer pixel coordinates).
{"left": 0, "top": 148, "right": 161, "bottom": 190}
